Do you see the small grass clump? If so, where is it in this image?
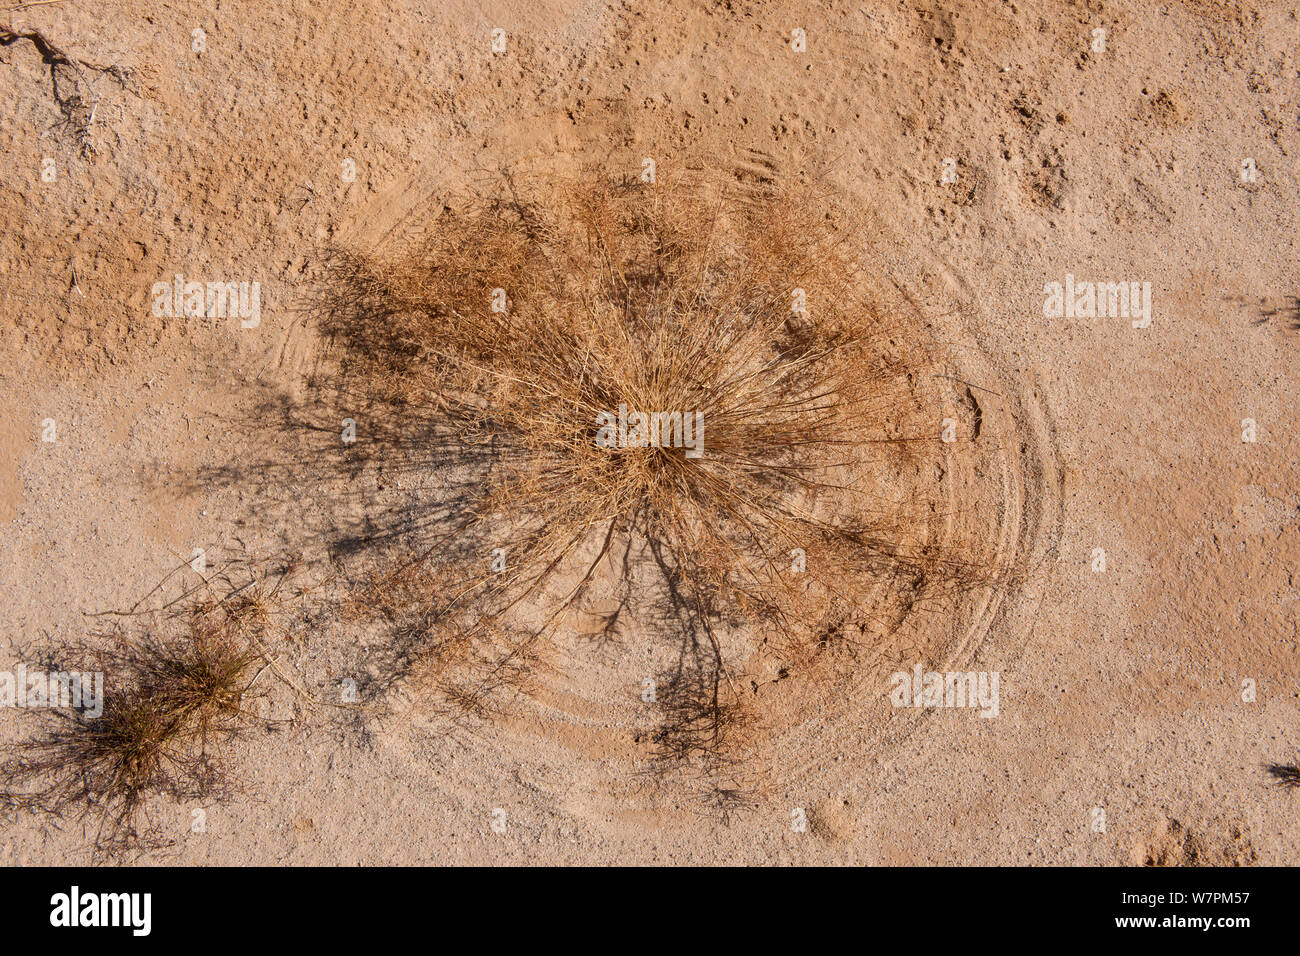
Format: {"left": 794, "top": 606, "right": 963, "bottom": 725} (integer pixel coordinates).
{"left": 1, "top": 597, "right": 263, "bottom": 857}
{"left": 1266, "top": 762, "right": 1300, "bottom": 789}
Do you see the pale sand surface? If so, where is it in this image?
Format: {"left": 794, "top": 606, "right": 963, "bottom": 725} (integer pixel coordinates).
{"left": 0, "top": 0, "right": 1296, "bottom": 864}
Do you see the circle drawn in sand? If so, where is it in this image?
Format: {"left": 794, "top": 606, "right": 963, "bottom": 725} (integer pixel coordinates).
{"left": 295, "top": 153, "right": 1063, "bottom": 824}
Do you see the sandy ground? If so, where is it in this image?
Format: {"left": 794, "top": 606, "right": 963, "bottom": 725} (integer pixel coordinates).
{"left": 1, "top": 0, "right": 1297, "bottom": 864}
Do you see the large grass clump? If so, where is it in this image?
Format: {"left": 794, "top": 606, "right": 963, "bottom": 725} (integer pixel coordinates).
{"left": 319, "top": 172, "right": 954, "bottom": 757}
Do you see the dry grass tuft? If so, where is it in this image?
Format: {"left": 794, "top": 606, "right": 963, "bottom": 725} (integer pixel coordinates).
{"left": 1, "top": 593, "right": 264, "bottom": 858}
{"left": 309, "top": 170, "right": 997, "bottom": 783}
{"left": 1266, "top": 762, "right": 1300, "bottom": 789}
